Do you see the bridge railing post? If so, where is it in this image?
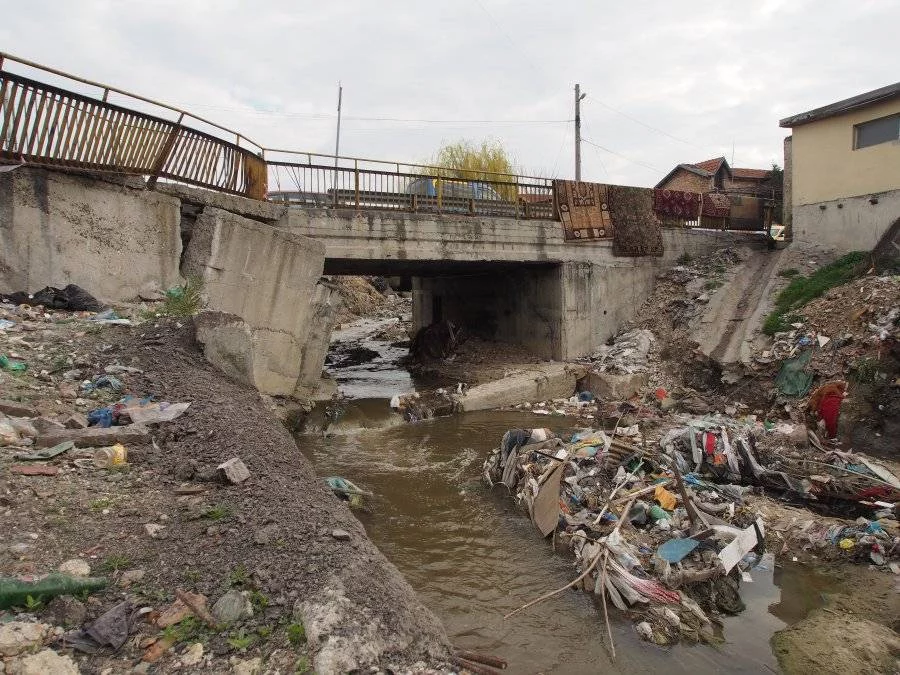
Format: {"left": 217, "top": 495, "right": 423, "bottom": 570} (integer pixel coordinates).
{"left": 354, "top": 167, "right": 360, "bottom": 209}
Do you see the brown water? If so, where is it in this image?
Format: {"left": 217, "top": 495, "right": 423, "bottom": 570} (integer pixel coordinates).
{"left": 300, "top": 401, "right": 837, "bottom": 674}
{"left": 303, "top": 319, "right": 837, "bottom": 673}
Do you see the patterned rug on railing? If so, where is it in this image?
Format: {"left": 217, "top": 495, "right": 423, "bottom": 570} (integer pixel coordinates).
{"left": 554, "top": 180, "right": 614, "bottom": 241}
{"left": 609, "top": 185, "right": 664, "bottom": 257}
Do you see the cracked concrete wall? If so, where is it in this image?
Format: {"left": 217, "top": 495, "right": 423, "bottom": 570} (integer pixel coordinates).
{"left": 0, "top": 166, "right": 182, "bottom": 301}
{"left": 183, "top": 207, "right": 331, "bottom": 396}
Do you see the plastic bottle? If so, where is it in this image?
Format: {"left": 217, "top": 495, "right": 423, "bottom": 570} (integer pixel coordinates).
{"left": 0, "top": 574, "right": 107, "bottom": 609}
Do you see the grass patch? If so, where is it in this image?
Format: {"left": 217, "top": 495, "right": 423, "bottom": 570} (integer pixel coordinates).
{"left": 778, "top": 267, "right": 800, "bottom": 278}
{"left": 704, "top": 279, "right": 723, "bottom": 290}
{"left": 677, "top": 252, "right": 693, "bottom": 265}
{"left": 287, "top": 622, "right": 306, "bottom": 647}
{"left": 90, "top": 497, "right": 114, "bottom": 512}
{"left": 227, "top": 630, "right": 256, "bottom": 651}
{"left": 163, "top": 616, "right": 206, "bottom": 643}
{"left": 150, "top": 277, "right": 205, "bottom": 318}
{"left": 850, "top": 357, "right": 881, "bottom": 384}
{"left": 249, "top": 591, "right": 269, "bottom": 612}
{"left": 763, "top": 252, "right": 868, "bottom": 335}
{"left": 99, "top": 554, "right": 131, "bottom": 574}
{"left": 227, "top": 564, "right": 249, "bottom": 588}
{"left": 202, "top": 504, "right": 232, "bottom": 521}
{"left": 294, "top": 656, "right": 310, "bottom": 673}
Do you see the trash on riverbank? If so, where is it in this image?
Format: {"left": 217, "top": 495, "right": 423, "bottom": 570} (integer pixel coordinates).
{"left": 484, "top": 421, "right": 900, "bottom": 649}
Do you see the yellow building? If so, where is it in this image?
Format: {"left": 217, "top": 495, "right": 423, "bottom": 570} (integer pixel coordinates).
{"left": 780, "top": 83, "right": 900, "bottom": 251}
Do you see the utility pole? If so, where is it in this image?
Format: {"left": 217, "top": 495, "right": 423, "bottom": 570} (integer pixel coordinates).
{"left": 575, "top": 83, "right": 586, "bottom": 181}
{"left": 333, "top": 82, "right": 342, "bottom": 192}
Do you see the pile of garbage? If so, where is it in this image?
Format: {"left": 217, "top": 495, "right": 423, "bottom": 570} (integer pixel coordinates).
{"left": 483, "top": 419, "right": 899, "bottom": 647}
{"left": 583, "top": 329, "right": 654, "bottom": 375}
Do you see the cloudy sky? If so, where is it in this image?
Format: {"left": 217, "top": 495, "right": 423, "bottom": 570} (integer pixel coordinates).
{"left": 1, "top": 0, "right": 897, "bottom": 186}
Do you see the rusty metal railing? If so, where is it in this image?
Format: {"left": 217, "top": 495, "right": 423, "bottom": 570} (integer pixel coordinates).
{"left": 266, "top": 150, "right": 555, "bottom": 220}
{"left": 0, "top": 52, "right": 266, "bottom": 199}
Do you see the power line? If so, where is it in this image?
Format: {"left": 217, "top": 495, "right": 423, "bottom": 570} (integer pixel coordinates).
{"left": 170, "top": 101, "right": 572, "bottom": 125}
{"left": 580, "top": 136, "right": 660, "bottom": 173}
{"left": 585, "top": 94, "right": 708, "bottom": 151}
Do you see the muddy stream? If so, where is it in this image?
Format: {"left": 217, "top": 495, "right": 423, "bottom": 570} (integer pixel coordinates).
{"left": 298, "top": 318, "right": 837, "bottom": 673}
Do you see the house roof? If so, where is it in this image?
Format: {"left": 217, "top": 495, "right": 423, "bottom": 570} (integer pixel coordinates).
{"left": 654, "top": 157, "right": 730, "bottom": 188}
{"left": 732, "top": 167, "right": 771, "bottom": 180}
{"left": 692, "top": 157, "right": 727, "bottom": 174}
{"left": 779, "top": 82, "right": 900, "bottom": 128}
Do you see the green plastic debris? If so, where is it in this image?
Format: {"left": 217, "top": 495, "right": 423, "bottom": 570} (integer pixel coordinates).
{"left": 0, "top": 573, "right": 107, "bottom": 609}
{"left": 0, "top": 354, "right": 27, "bottom": 372}
{"left": 775, "top": 349, "right": 814, "bottom": 396}
{"left": 15, "top": 441, "right": 75, "bottom": 461}
{"left": 648, "top": 504, "right": 670, "bottom": 521}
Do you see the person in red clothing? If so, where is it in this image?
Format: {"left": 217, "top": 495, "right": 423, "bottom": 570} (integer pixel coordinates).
{"left": 806, "top": 380, "right": 848, "bottom": 440}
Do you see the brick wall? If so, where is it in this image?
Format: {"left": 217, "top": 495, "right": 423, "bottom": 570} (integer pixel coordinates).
{"left": 658, "top": 168, "right": 711, "bottom": 193}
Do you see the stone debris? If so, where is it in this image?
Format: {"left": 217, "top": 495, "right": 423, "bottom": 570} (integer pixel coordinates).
{"left": 5, "top": 648, "right": 80, "bottom": 675}
{"left": 331, "top": 528, "right": 351, "bottom": 541}
{"left": 144, "top": 523, "right": 167, "bottom": 539}
{"left": 212, "top": 590, "right": 253, "bottom": 624}
{"left": 57, "top": 559, "right": 91, "bottom": 578}
{"left": 217, "top": 457, "right": 251, "bottom": 484}
{"left": 0, "top": 621, "right": 49, "bottom": 657}
{"left": 584, "top": 329, "right": 654, "bottom": 375}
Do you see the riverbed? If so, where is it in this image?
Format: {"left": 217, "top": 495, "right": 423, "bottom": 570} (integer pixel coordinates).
{"left": 299, "top": 318, "right": 837, "bottom": 673}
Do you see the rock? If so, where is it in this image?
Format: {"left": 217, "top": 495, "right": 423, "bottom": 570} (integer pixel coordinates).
{"left": 254, "top": 523, "right": 279, "bottom": 546}
{"left": 118, "top": 569, "right": 146, "bottom": 587}
{"left": 57, "top": 383, "right": 78, "bottom": 400}
{"left": 231, "top": 657, "right": 262, "bottom": 675}
{"left": 680, "top": 396, "right": 710, "bottom": 414}
{"left": 131, "top": 662, "right": 151, "bottom": 675}
{"left": 212, "top": 590, "right": 253, "bottom": 624}
{"left": 35, "top": 425, "right": 151, "bottom": 449}
{"left": 788, "top": 425, "right": 810, "bottom": 447}
{"left": 696, "top": 292, "right": 711, "bottom": 303}
{"left": 181, "top": 642, "right": 204, "bottom": 667}
{"left": 57, "top": 559, "right": 90, "bottom": 578}
{"left": 0, "top": 400, "right": 38, "bottom": 418}
{"left": 144, "top": 523, "right": 167, "bottom": 539}
{"left": 217, "top": 457, "right": 250, "bottom": 484}
{"left": 11, "top": 465, "right": 59, "bottom": 476}
{"left": 0, "top": 621, "right": 49, "bottom": 657}
{"left": 6, "top": 648, "right": 79, "bottom": 675}
{"left": 331, "top": 529, "right": 351, "bottom": 541}
{"left": 32, "top": 417, "right": 66, "bottom": 434}
{"left": 63, "top": 414, "right": 88, "bottom": 430}
{"left": 583, "top": 372, "right": 648, "bottom": 401}
{"left": 46, "top": 596, "right": 87, "bottom": 628}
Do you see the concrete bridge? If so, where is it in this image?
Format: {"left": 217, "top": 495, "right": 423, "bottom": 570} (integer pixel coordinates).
{"left": 1, "top": 166, "right": 752, "bottom": 401}
{"left": 280, "top": 205, "right": 746, "bottom": 361}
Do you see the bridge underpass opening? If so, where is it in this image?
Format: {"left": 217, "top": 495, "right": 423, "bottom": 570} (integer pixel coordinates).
{"left": 323, "top": 259, "right": 566, "bottom": 360}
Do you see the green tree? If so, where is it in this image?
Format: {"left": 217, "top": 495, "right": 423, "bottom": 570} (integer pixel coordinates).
{"left": 426, "top": 140, "right": 519, "bottom": 199}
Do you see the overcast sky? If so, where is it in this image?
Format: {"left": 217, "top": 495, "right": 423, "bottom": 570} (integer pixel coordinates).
{"left": 2, "top": 0, "right": 897, "bottom": 186}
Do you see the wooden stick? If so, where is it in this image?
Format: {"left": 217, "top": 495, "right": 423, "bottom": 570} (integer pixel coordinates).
{"left": 592, "top": 460, "right": 644, "bottom": 526}
{"left": 599, "top": 549, "right": 616, "bottom": 661}
{"left": 450, "top": 655, "right": 502, "bottom": 675}
{"left": 174, "top": 589, "right": 217, "bottom": 628}
{"left": 610, "top": 479, "right": 673, "bottom": 504}
{"left": 504, "top": 546, "right": 604, "bottom": 619}
{"left": 453, "top": 650, "right": 508, "bottom": 670}
{"left": 672, "top": 466, "right": 703, "bottom": 533}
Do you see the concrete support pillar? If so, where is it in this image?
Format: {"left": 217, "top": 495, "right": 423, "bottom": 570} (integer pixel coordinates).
{"left": 783, "top": 135, "right": 793, "bottom": 241}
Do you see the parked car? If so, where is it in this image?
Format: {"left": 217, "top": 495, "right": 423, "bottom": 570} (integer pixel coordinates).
{"left": 406, "top": 177, "right": 503, "bottom": 201}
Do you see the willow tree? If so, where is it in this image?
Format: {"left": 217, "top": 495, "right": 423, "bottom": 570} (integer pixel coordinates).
{"left": 426, "top": 140, "right": 519, "bottom": 200}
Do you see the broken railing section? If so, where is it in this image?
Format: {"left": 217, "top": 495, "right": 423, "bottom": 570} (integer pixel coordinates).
{"left": 0, "top": 53, "right": 266, "bottom": 199}
{"left": 484, "top": 422, "right": 899, "bottom": 653}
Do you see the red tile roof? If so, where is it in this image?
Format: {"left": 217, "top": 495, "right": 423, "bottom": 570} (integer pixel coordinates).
{"left": 731, "top": 167, "right": 772, "bottom": 180}
{"left": 692, "top": 157, "right": 727, "bottom": 173}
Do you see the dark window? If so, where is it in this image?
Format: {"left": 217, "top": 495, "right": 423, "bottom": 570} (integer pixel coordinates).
{"left": 855, "top": 114, "right": 900, "bottom": 149}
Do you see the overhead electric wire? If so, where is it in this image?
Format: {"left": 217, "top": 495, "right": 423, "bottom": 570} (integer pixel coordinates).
{"left": 585, "top": 94, "right": 709, "bottom": 151}
{"left": 580, "top": 136, "right": 660, "bottom": 173}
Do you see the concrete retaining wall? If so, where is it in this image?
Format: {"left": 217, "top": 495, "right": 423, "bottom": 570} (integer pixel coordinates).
{"left": 792, "top": 190, "right": 900, "bottom": 253}
{"left": 183, "top": 207, "right": 329, "bottom": 396}
{"left": 0, "top": 167, "right": 182, "bottom": 301}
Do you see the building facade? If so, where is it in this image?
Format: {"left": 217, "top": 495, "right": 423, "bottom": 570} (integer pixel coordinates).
{"left": 780, "top": 83, "right": 900, "bottom": 251}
